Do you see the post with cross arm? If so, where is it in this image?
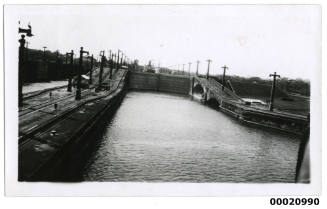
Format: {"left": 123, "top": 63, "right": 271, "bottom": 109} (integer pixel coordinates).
{"left": 269, "top": 72, "right": 280, "bottom": 111}
{"left": 76, "top": 47, "right": 89, "bottom": 100}
{"left": 221, "top": 65, "right": 228, "bottom": 91}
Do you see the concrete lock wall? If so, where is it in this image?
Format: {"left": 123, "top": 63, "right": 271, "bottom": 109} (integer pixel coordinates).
{"left": 128, "top": 72, "right": 191, "bottom": 94}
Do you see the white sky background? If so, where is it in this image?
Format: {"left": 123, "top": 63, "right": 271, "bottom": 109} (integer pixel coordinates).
{"left": 6, "top": 5, "right": 320, "bottom": 80}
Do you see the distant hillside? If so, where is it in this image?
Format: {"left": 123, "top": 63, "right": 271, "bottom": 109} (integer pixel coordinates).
{"left": 211, "top": 75, "right": 310, "bottom": 97}
{"left": 229, "top": 81, "right": 289, "bottom": 99}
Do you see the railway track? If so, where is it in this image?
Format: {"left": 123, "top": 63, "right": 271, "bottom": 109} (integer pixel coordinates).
{"left": 19, "top": 68, "right": 111, "bottom": 116}
{"left": 19, "top": 69, "right": 127, "bottom": 145}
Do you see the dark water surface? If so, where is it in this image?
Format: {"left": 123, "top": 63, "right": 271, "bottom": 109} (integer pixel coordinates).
{"left": 83, "top": 91, "right": 301, "bottom": 182}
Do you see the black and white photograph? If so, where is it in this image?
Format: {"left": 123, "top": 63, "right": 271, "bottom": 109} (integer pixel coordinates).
{"left": 3, "top": 3, "right": 322, "bottom": 197}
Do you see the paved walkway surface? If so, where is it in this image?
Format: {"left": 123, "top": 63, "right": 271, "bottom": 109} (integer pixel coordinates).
{"left": 19, "top": 67, "right": 123, "bottom": 139}
{"left": 23, "top": 80, "right": 67, "bottom": 94}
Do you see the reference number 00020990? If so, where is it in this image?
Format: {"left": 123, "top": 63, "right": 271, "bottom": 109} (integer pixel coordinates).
{"left": 270, "top": 198, "right": 319, "bottom": 206}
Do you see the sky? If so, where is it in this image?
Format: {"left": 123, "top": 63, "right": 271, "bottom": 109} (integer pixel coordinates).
{"left": 6, "top": 5, "right": 321, "bottom": 80}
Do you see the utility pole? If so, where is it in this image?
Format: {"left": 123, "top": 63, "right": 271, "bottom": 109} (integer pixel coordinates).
{"left": 206, "top": 59, "right": 212, "bottom": 79}
{"left": 111, "top": 53, "right": 115, "bottom": 78}
{"left": 88, "top": 54, "right": 94, "bottom": 84}
{"left": 120, "top": 53, "right": 124, "bottom": 68}
{"left": 269, "top": 72, "right": 280, "bottom": 111}
{"left": 98, "top": 50, "right": 105, "bottom": 89}
{"left": 182, "top": 64, "right": 185, "bottom": 73}
{"left": 76, "top": 47, "right": 89, "bottom": 100}
{"left": 55, "top": 51, "right": 60, "bottom": 80}
{"left": 109, "top": 53, "right": 114, "bottom": 79}
{"left": 221, "top": 65, "right": 229, "bottom": 91}
{"left": 116, "top": 49, "right": 121, "bottom": 71}
{"left": 196, "top": 61, "right": 200, "bottom": 76}
{"left": 43, "top": 46, "right": 47, "bottom": 77}
{"left": 66, "top": 50, "right": 74, "bottom": 92}
{"left": 112, "top": 54, "right": 116, "bottom": 73}
{"left": 188, "top": 62, "right": 192, "bottom": 76}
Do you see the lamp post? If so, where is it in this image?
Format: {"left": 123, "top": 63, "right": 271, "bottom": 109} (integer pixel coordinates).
{"left": 43, "top": 46, "right": 47, "bottom": 78}
{"left": 18, "top": 35, "right": 26, "bottom": 107}
{"left": 65, "top": 50, "right": 74, "bottom": 92}
{"left": 120, "top": 53, "right": 124, "bottom": 68}
{"left": 18, "top": 22, "right": 33, "bottom": 107}
{"left": 269, "top": 72, "right": 280, "bottom": 111}
{"left": 196, "top": 61, "right": 200, "bottom": 76}
{"left": 55, "top": 50, "right": 60, "bottom": 80}
{"left": 116, "top": 49, "right": 121, "bottom": 71}
{"left": 88, "top": 54, "right": 94, "bottom": 84}
{"left": 206, "top": 59, "right": 212, "bottom": 79}
{"left": 112, "top": 53, "right": 116, "bottom": 75}
{"left": 109, "top": 52, "right": 114, "bottom": 79}
{"left": 98, "top": 50, "right": 105, "bottom": 88}
{"left": 221, "top": 65, "right": 228, "bottom": 91}
{"left": 76, "top": 47, "right": 89, "bottom": 100}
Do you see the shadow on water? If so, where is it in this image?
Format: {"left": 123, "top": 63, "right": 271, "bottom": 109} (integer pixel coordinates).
{"left": 52, "top": 93, "right": 126, "bottom": 182}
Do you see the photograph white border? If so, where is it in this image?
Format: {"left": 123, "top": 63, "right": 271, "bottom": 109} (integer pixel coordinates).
{"left": 2, "top": 0, "right": 324, "bottom": 198}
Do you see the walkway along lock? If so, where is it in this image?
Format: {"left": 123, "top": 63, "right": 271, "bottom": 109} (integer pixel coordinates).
{"left": 76, "top": 47, "right": 89, "bottom": 100}
{"left": 66, "top": 50, "right": 74, "bottom": 92}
